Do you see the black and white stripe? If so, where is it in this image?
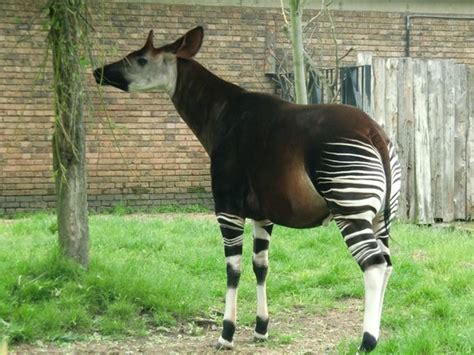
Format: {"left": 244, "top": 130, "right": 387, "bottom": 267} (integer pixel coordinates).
{"left": 252, "top": 220, "right": 273, "bottom": 340}
{"left": 217, "top": 213, "right": 245, "bottom": 257}
{"left": 373, "top": 142, "right": 401, "bottom": 265}
{"left": 316, "top": 138, "right": 400, "bottom": 270}
{"left": 216, "top": 212, "right": 245, "bottom": 348}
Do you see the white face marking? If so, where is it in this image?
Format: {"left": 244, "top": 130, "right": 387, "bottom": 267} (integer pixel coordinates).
{"left": 125, "top": 53, "right": 177, "bottom": 96}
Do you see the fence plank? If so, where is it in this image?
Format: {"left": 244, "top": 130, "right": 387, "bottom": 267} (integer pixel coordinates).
{"left": 372, "top": 58, "right": 386, "bottom": 128}
{"left": 427, "top": 60, "right": 444, "bottom": 220}
{"left": 384, "top": 58, "right": 399, "bottom": 143}
{"left": 467, "top": 66, "right": 474, "bottom": 220}
{"left": 395, "top": 58, "right": 408, "bottom": 220}
{"left": 399, "top": 58, "right": 416, "bottom": 221}
{"left": 443, "top": 62, "right": 456, "bottom": 221}
{"left": 413, "top": 59, "right": 433, "bottom": 224}
{"left": 454, "top": 64, "right": 468, "bottom": 220}
{"left": 357, "top": 53, "right": 374, "bottom": 118}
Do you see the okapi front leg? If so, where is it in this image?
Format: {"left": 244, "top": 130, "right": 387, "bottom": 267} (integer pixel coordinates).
{"left": 252, "top": 219, "right": 273, "bottom": 341}
{"left": 216, "top": 213, "right": 245, "bottom": 349}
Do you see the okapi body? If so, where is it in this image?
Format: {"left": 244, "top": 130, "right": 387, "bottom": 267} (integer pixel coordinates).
{"left": 94, "top": 26, "right": 401, "bottom": 352}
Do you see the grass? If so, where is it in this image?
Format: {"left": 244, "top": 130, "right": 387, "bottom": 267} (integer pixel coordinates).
{"left": 0, "top": 212, "right": 473, "bottom": 353}
{"left": 1, "top": 203, "right": 211, "bottom": 220}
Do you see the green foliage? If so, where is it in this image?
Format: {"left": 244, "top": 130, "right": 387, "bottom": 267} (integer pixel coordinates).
{"left": 0, "top": 215, "right": 472, "bottom": 353}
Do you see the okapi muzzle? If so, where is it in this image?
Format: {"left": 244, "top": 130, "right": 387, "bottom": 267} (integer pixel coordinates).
{"left": 93, "top": 61, "right": 129, "bottom": 92}
{"left": 94, "top": 25, "right": 402, "bottom": 353}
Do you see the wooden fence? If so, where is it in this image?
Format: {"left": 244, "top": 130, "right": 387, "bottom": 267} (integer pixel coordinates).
{"left": 357, "top": 54, "right": 474, "bottom": 224}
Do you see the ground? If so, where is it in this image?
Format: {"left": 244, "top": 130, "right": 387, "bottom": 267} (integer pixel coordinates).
{"left": 11, "top": 299, "right": 362, "bottom": 354}
{"left": 3, "top": 214, "right": 472, "bottom": 353}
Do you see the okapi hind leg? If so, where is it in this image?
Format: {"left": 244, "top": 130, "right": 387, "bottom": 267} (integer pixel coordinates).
{"left": 252, "top": 219, "right": 273, "bottom": 341}
{"left": 333, "top": 216, "right": 387, "bottom": 353}
{"left": 369, "top": 140, "right": 401, "bottom": 330}
{"left": 216, "top": 213, "right": 245, "bottom": 350}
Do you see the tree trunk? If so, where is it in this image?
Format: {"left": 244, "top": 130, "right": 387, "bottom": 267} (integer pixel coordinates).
{"left": 289, "top": 0, "right": 308, "bottom": 104}
{"left": 49, "top": 0, "right": 89, "bottom": 268}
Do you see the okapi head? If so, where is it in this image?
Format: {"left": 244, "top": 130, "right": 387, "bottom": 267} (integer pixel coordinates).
{"left": 93, "top": 26, "right": 204, "bottom": 94}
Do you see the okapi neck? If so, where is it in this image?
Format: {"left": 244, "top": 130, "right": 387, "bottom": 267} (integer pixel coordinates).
{"left": 171, "top": 58, "right": 244, "bottom": 155}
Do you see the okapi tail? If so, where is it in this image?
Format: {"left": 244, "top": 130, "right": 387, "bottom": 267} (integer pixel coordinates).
{"left": 382, "top": 142, "right": 402, "bottom": 235}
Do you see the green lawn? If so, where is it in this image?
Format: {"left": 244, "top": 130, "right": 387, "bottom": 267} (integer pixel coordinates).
{"left": 0, "top": 212, "right": 472, "bottom": 353}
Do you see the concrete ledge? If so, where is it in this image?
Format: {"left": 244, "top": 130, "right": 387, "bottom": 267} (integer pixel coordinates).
{"left": 107, "top": 0, "right": 474, "bottom": 15}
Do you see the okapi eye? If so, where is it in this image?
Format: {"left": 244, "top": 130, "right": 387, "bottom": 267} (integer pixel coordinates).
{"left": 137, "top": 57, "right": 147, "bottom": 66}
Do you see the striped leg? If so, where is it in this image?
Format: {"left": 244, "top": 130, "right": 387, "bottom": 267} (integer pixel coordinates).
{"left": 216, "top": 213, "right": 245, "bottom": 349}
{"left": 252, "top": 219, "right": 273, "bottom": 341}
{"left": 371, "top": 142, "right": 401, "bottom": 334}
{"left": 316, "top": 139, "right": 392, "bottom": 352}
{"left": 334, "top": 216, "right": 387, "bottom": 352}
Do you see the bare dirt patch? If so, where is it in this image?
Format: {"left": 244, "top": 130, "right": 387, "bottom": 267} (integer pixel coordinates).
{"left": 10, "top": 299, "right": 363, "bottom": 354}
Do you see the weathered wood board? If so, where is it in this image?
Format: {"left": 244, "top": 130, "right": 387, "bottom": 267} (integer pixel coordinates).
{"left": 468, "top": 67, "right": 474, "bottom": 220}
{"left": 357, "top": 55, "right": 472, "bottom": 223}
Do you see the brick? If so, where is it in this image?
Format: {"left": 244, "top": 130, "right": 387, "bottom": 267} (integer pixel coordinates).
{"left": 1, "top": 0, "right": 472, "bottom": 213}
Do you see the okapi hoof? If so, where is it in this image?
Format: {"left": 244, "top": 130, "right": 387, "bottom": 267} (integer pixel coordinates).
{"left": 359, "top": 332, "right": 378, "bottom": 353}
{"left": 253, "top": 331, "right": 268, "bottom": 342}
{"left": 216, "top": 336, "right": 234, "bottom": 350}
{"left": 254, "top": 316, "right": 269, "bottom": 342}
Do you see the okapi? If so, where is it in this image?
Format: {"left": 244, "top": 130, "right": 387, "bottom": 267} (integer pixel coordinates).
{"left": 94, "top": 26, "right": 401, "bottom": 352}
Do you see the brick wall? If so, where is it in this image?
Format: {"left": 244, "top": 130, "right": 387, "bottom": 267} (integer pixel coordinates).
{"left": 1, "top": 0, "right": 473, "bottom": 214}
{"left": 408, "top": 17, "right": 474, "bottom": 62}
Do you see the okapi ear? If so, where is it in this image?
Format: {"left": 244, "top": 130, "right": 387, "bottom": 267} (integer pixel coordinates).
{"left": 145, "top": 30, "right": 154, "bottom": 48}
{"left": 163, "top": 26, "right": 204, "bottom": 58}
